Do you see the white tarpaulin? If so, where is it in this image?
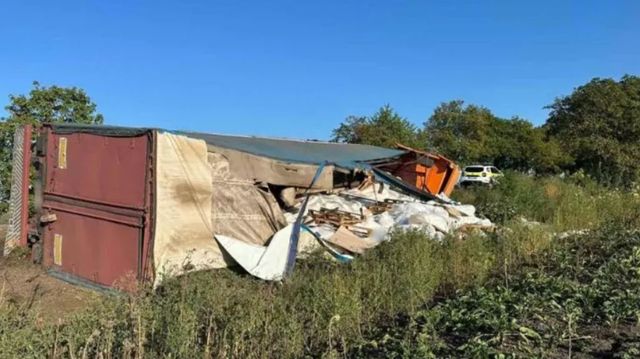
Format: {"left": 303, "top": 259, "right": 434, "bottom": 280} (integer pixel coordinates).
{"left": 153, "top": 133, "right": 290, "bottom": 285}
{"left": 214, "top": 224, "right": 297, "bottom": 281}
{"left": 153, "top": 132, "right": 227, "bottom": 285}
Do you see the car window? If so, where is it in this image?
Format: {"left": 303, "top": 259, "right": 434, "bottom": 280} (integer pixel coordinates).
{"left": 490, "top": 167, "right": 501, "bottom": 173}
{"left": 465, "top": 166, "right": 484, "bottom": 173}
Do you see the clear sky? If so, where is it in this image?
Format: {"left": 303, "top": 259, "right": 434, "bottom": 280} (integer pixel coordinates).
{"left": 1, "top": 1, "right": 638, "bottom": 140}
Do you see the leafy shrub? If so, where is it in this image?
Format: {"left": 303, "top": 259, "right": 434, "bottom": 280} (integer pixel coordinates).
{"left": 453, "top": 171, "right": 640, "bottom": 232}
{"left": 475, "top": 200, "right": 517, "bottom": 224}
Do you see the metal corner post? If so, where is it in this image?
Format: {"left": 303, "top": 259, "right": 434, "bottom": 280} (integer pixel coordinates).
{"left": 20, "top": 125, "right": 33, "bottom": 247}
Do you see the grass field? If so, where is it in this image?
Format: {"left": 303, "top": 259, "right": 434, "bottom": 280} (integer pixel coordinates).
{"left": 1, "top": 172, "right": 639, "bottom": 358}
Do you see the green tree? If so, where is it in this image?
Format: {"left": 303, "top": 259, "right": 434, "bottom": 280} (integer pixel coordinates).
{"left": 490, "top": 118, "right": 571, "bottom": 172}
{"left": 0, "top": 82, "right": 104, "bottom": 211}
{"left": 332, "top": 105, "right": 421, "bottom": 148}
{"left": 423, "top": 100, "right": 497, "bottom": 164}
{"left": 424, "top": 100, "right": 571, "bottom": 173}
{"left": 527, "top": 130, "right": 572, "bottom": 174}
{"left": 545, "top": 75, "right": 640, "bottom": 187}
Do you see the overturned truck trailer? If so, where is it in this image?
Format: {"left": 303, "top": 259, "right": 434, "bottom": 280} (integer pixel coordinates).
{"left": 3, "top": 124, "right": 460, "bottom": 290}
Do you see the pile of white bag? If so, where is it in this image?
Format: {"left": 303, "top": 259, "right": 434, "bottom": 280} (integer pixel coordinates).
{"left": 285, "top": 183, "right": 493, "bottom": 244}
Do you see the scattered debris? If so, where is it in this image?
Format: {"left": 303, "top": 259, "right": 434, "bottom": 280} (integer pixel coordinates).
{"left": 278, "top": 183, "right": 493, "bottom": 260}
{"left": 216, "top": 167, "right": 493, "bottom": 281}
{"left": 556, "top": 229, "right": 590, "bottom": 239}
{"left": 309, "top": 208, "right": 363, "bottom": 227}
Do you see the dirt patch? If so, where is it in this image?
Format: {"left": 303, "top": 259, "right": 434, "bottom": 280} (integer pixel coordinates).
{"left": 0, "top": 254, "right": 98, "bottom": 322}
{"left": 0, "top": 224, "right": 6, "bottom": 243}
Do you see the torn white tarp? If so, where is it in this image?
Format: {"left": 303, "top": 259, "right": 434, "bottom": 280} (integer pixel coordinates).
{"left": 214, "top": 163, "right": 330, "bottom": 281}
{"left": 153, "top": 132, "right": 292, "bottom": 286}
{"left": 215, "top": 224, "right": 297, "bottom": 281}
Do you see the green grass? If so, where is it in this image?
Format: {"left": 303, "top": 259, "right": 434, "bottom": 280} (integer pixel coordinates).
{"left": 1, "top": 172, "right": 639, "bottom": 358}
{"left": 453, "top": 171, "right": 638, "bottom": 232}
{"left": 356, "top": 221, "right": 640, "bottom": 358}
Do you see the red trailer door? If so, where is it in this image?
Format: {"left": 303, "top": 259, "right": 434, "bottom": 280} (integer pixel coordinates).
{"left": 40, "top": 126, "right": 153, "bottom": 289}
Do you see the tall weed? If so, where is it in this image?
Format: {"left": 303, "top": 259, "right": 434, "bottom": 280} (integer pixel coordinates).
{"left": 454, "top": 171, "right": 640, "bottom": 231}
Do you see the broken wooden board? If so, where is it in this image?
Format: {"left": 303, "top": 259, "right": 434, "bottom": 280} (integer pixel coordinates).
{"left": 309, "top": 207, "right": 363, "bottom": 227}
{"left": 367, "top": 199, "right": 403, "bottom": 214}
{"left": 326, "top": 226, "right": 378, "bottom": 254}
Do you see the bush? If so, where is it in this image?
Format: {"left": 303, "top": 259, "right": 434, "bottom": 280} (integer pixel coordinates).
{"left": 453, "top": 171, "right": 640, "bottom": 232}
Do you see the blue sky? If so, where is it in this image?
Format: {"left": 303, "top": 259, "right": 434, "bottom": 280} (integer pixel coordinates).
{"left": 1, "top": 1, "right": 638, "bottom": 140}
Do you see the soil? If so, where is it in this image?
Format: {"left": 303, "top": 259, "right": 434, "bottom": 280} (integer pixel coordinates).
{"left": 0, "top": 245, "right": 98, "bottom": 323}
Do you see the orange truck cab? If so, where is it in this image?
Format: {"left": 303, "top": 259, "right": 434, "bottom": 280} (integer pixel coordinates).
{"left": 374, "top": 144, "right": 461, "bottom": 197}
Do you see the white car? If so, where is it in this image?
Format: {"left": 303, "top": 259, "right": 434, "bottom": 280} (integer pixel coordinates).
{"left": 459, "top": 165, "right": 503, "bottom": 186}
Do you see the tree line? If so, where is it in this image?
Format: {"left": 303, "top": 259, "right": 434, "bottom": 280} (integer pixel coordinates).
{"left": 333, "top": 75, "right": 640, "bottom": 188}
{"left": 0, "top": 75, "right": 638, "bottom": 212}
